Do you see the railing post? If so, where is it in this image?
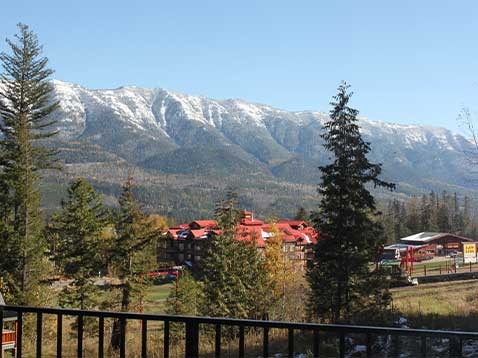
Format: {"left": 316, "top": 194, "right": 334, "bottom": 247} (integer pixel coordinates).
{"left": 339, "top": 331, "right": 345, "bottom": 358}
{"left": 77, "top": 314, "right": 84, "bottom": 358}
{"left": 263, "top": 327, "right": 269, "bottom": 358}
{"left": 239, "top": 325, "right": 245, "bottom": 358}
{"left": 98, "top": 316, "right": 104, "bottom": 358}
{"left": 36, "top": 312, "right": 43, "bottom": 358}
{"left": 141, "top": 318, "right": 147, "bottom": 358}
{"left": 163, "top": 321, "right": 170, "bottom": 358}
{"left": 288, "top": 328, "right": 294, "bottom": 358}
{"left": 313, "top": 329, "right": 319, "bottom": 357}
{"left": 393, "top": 334, "right": 400, "bottom": 356}
{"left": 214, "top": 324, "right": 221, "bottom": 358}
{"left": 421, "top": 336, "right": 426, "bottom": 357}
{"left": 185, "top": 320, "right": 199, "bottom": 358}
{"left": 120, "top": 317, "right": 126, "bottom": 358}
{"left": 366, "top": 333, "right": 372, "bottom": 357}
{"left": 16, "top": 311, "right": 22, "bottom": 358}
{"left": 450, "top": 337, "right": 462, "bottom": 357}
{"left": 57, "top": 313, "right": 63, "bottom": 358}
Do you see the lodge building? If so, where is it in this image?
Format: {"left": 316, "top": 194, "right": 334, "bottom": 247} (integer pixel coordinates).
{"left": 159, "top": 211, "right": 318, "bottom": 269}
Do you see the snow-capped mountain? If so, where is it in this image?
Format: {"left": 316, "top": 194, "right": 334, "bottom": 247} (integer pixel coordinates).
{"left": 48, "top": 80, "right": 477, "bottom": 195}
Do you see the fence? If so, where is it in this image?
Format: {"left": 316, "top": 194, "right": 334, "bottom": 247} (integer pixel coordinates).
{"left": 2, "top": 304, "right": 478, "bottom": 357}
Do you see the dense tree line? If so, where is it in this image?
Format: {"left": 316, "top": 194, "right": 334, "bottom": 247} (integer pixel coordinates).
{"left": 381, "top": 192, "right": 478, "bottom": 244}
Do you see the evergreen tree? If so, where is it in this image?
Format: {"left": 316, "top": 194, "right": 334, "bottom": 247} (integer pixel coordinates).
{"left": 48, "top": 178, "right": 109, "bottom": 310}
{"left": 436, "top": 203, "right": 451, "bottom": 233}
{"left": 389, "top": 200, "right": 409, "bottom": 241}
{"left": 294, "top": 207, "right": 309, "bottom": 221}
{"left": 0, "top": 24, "right": 59, "bottom": 304}
{"left": 109, "top": 176, "right": 163, "bottom": 349}
{"left": 419, "top": 194, "right": 431, "bottom": 231}
{"left": 307, "top": 82, "right": 395, "bottom": 323}
{"left": 428, "top": 191, "right": 439, "bottom": 231}
{"left": 200, "top": 192, "right": 269, "bottom": 319}
{"left": 165, "top": 270, "right": 205, "bottom": 343}
{"left": 381, "top": 201, "right": 396, "bottom": 245}
{"left": 166, "top": 270, "right": 204, "bottom": 316}
{"left": 451, "top": 193, "right": 464, "bottom": 234}
{"left": 464, "top": 196, "right": 472, "bottom": 236}
{"left": 406, "top": 197, "right": 421, "bottom": 234}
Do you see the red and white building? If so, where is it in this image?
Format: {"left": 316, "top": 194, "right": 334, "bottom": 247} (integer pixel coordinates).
{"left": 159, "top": 211, "right": 318, "bottom": 268}
{"left": 383, "top": 232, "right": 474, "bottom": 262}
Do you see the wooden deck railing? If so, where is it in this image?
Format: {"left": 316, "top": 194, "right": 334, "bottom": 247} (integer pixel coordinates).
{"left": 1, "top": 305, "right": 478, "bottom": 357}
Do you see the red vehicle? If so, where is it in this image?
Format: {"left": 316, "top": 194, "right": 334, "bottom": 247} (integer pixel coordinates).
{"left": 1, "top": 292, "right": 18, "bottom": 354}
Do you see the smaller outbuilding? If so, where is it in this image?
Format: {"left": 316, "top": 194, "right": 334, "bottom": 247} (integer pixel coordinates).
{"left": 400, "top": 232, "right": 473, "bottom": 257}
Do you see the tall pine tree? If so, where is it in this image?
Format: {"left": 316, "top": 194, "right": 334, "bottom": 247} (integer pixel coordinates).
{"left": 200, "top": 192, "right": 269, "bottom": 319}
{"left": 109, "top": 176, "right": 163, "bottom": 349}
{"left": 307, "top": 82, "right": 395, "bottom": 323}
{"left": 0, "top": 24, "right": 59, "bottom": 304}
{"left": 49, "top": 178, "right": 109, "bottom": 310}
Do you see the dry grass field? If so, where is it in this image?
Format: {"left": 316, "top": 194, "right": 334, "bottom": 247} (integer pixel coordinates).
{"left": 391, "top": 279, "right": 478, "bottom": 331}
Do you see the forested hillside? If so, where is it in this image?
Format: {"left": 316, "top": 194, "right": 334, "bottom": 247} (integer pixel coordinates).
{"left": 27, "top": 80, "right": 478, "bottom": 222}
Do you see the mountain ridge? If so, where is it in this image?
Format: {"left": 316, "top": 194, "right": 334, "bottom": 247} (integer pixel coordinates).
{"left": 4, "top": 79, "right": 476, "bottom": 220}
{"left": 49, "top": 80, "right": 475, "bottom": 188}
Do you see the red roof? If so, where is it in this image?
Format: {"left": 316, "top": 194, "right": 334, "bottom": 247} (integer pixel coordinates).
{"left": 190, "top": 220, "right": 218, "bottom": 229}
{"left": 236, "top": 226, "right": 266, "bottom": 248}
{"left": 279, "top": 220, "right": 308, "bottom": 229}
{"left": 164, "top": 212, "right": 318, "bottom": 247}
{"left": 240, "top": 219, "right": 264, "bottom": 226}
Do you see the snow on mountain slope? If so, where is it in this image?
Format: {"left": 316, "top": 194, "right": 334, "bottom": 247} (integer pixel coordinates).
{"left": 41, "top": 80, "right": 478, "bottom": 193}
{"left": 50, "top": 80, "right": 469, "bottom": 152}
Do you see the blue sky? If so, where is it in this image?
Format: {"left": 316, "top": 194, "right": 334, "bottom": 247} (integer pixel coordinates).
{"left": 1, "top": 0, "right": 477, "bottom": 132}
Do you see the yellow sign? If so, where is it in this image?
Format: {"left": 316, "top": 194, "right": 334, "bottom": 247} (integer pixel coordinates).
{"left": 464, "top": 243, "right": 477, "bottom": 263}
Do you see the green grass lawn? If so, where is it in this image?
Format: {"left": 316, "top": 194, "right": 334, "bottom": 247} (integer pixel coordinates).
{"left": 143, "top": 282, "right": 174, "bottom": 313}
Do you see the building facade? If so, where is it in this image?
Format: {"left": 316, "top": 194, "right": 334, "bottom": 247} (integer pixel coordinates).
{"left": 158, "top": 212, "right": 318, "bottom": 269}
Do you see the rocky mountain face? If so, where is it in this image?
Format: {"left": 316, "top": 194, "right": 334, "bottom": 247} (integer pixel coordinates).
{"left": 48, "top": 80, "right": 476, "bottom": 197}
